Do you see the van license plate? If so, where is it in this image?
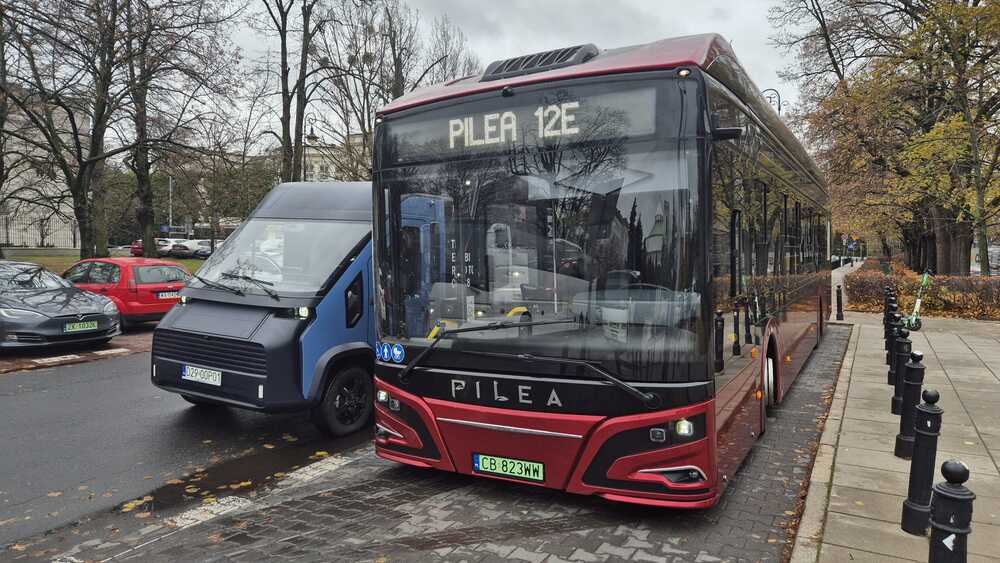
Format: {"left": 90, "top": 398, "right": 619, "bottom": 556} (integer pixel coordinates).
{"left": 181, "top": 365, "right": 222, "bottom": 386}
{"left": 473, "top": 453, "right": 544, "bottom": 482}
{"left": 64, "top": 320, "right": 98, "bottom": 333}
{"left": 157, "top": 291, "right": 180, "bottom": 299}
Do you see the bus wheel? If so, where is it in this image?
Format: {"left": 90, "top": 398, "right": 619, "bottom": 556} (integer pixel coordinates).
{"left": 312, "top": 366, "right": 373, "bottom": 437}
{"left": 764, "top": 355, "right": 777, "bottom": 414}
{"left": 182, "top": 394, "right": 223, "bottom": 407}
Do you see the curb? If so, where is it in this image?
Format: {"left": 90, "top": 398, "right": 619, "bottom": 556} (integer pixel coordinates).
{"left": 789, "top": 323, "right": 858, "bottom": 563}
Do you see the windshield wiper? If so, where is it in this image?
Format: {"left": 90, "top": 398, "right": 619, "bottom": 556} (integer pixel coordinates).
{"left": 193, "top": 274, "right": 244, "bottom": 296}
{"left": 221, "top": 272, "right": 279, "bottom": 300}
{"left": 463, "top": 350, "right": 661, "bottom": 410}
{"left": 397, "top": 318, "right": 579, "bottom": 383}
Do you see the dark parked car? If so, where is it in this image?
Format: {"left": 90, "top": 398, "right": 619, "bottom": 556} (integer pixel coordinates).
{"left": 0, "top": 260, "right": 120, "bottom": 349}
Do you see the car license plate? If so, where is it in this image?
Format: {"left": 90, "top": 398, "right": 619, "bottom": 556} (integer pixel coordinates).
{"left": 157, "top": 291, "right": 180, "bottom": 299}
{"left": 473, "top": 453, "right": 544, "bottom": 482}
{"left": 181, "top": 365, "right": 222, "bottom": 386}
{"left": 63, "top": 320, "right": 99, "bottom": 333}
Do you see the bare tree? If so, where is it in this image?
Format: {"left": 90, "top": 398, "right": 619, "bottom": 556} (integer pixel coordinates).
{"left": 310, "top": 0, "right": 480, "bottom": 180}
{"left": 1, "top": 0, "right": 134, "bottom": 259}
{"left": 119, "top": 0, "right": 241, "bottom": 257}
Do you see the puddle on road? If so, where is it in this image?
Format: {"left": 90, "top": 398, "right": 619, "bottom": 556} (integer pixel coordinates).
{"left": 119, "top": 429, "right": 371, "bottom": 517}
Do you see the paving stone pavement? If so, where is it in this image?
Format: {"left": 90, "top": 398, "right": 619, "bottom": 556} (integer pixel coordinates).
{"left": 30, "top": 327, "right": 850, "bottom": 563}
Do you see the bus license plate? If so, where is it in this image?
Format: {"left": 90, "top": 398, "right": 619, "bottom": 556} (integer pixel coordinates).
{"left": 182, "top": 365, "right": 222, "bottom": 386}
{"left": 64, "top": 320, "right": 98, "bottom": 333}
{"left": 157, "top": 291, "right": 180, "bottom": 299}
{"left": 473, "top": 453, "right": 544, "bottom": 482}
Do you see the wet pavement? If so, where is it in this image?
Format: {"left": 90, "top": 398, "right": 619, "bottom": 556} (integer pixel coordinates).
{"left": 0, "top": 352, "right": 364, "bottom": 547}
{"left": 12, "top": 327, "right": 851, "bottom": 563}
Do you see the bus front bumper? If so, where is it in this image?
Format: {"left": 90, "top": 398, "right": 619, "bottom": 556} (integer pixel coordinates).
{"left": 373, "top": 377, "right": 720, "bottom": 509}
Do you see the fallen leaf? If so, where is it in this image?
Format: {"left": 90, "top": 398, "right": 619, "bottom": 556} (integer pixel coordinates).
{"left": 184, "top": 486, "right": 199, "bottom": 494}
{"left": 273, "top": 472, "right": 286, "bottom": 478}
{"left": 46, "top": 491, "right": 62, "bottom": 497}
{"left": 281, "top": 434, "right": 298, "bottom": 442}
{"left": 10, "top": 544, "right": 27, "bottom": 551}
{"left": 77, "top": 485, "right": 89, "bottom": 491}
{"left": 855, "top": 501, "right": 865, "bottom": 507}
{"left": 262, "top": 443, "right": 275, "bottom": 449}
{"left": 134, "top": 512, "right": 151, "bottom": 519}
{"left": 102, "top": 492, "right": 114, "bottom": 498}
{"left": 165, "top": 479, "right": 184, "bottom": 486}
{"left": 142, "top": 496, "right": 153, "bottom": 502}
{"left": 143, "top": 475, "right": 153, "bottom": 480}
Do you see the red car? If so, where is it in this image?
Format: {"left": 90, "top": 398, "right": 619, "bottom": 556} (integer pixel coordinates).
{"left": 62, "top": 258, "right": 191, "bottom": 329}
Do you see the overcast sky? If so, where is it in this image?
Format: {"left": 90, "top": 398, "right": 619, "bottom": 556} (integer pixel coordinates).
{"left": 404, "top": 0, "right": 800, "bottom": 107}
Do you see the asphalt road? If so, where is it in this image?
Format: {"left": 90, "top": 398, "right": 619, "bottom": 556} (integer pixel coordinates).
{"left": 0, "top": 352, "right": 362, "bottom": 546}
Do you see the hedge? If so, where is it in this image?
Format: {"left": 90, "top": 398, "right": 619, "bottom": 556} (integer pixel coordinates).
{"left": 843, "top": 259, "right": 1000, "bottom": 320}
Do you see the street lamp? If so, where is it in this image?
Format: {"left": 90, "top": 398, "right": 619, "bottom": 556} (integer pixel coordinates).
{"left": 761, "top": 88, "right": 783, "bottom": 115}
{"left": 302, "top": 113, "right": 319, "bottom": 182}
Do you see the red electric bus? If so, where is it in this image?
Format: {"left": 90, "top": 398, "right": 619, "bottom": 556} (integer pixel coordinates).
{"left": 371, "top": 33, "right": 831, "bottom": 508}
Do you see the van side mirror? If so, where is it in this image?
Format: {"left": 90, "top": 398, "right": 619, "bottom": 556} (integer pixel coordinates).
{"left": 345, "top": 273, "right": 364, "bottom": 329}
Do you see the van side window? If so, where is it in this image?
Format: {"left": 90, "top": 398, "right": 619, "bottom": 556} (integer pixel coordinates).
{"left": 345, "top": 272, "right": 364, "bottom": 329}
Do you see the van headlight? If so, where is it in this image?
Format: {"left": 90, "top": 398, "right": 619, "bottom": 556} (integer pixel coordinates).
{"left": 0, "top": 308, "right": 46, "bottom": 320}
{"left": 103, "top": 300, "right": 119, "bottom": 316}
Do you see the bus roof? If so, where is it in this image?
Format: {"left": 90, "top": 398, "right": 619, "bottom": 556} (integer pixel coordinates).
{"left": 253, "top": 181, "right": 372, "bottom": 222}
{"left": 380, "top": 33, "right": 735, "bottom": 115}
{"left": 379, "top": 32, "right": 827, "bottom": 199}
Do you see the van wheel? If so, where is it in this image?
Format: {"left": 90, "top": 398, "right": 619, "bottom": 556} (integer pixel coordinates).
{"left": 182, "top": 394, "right": 223, "bottom": 407}
{"left": 312, "top": 366, "right": 373, "bottom": 437}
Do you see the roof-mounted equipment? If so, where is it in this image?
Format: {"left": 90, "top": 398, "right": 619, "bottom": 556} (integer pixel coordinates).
{"left": 481, "top": 44, "right": 599, "bottom": 82}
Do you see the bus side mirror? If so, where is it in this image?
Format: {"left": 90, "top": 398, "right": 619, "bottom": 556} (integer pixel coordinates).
{"left": 710, "top": 112, "right": 743, "bottom": 141}
{"left": 713, "top": 127, "right": 743, "bottom": 141}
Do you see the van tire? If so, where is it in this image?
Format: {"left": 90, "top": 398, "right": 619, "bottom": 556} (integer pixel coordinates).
{"left": 182, "top": 394, "right": 223, "bottom": 407}
{"left": 311, "top": 366, "right": 373, "bottom": 437}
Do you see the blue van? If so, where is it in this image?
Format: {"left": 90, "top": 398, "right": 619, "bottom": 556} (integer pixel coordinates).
{"left": 151, "top": 182, "right": 376, "bottom": 436}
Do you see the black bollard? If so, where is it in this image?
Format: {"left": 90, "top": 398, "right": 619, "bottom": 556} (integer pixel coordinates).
{"left": 901, "top": 389, "right": 943, "bottom": 535}
{"left": 929, "top": 460, "right": 975, "bottom": 562}
{"left": 887, "top": 313, "right": 902, "bottom": 367}
{"left": 836, "top": 284, "right": 845, "bottom": 320}
{"left": 891, "top": 329, "right": 912, "bottom": 415}
{"left": 885, "top": 302, "right": 899, "bottom": 352}
{"left": 895, "top": 351, "right": 925, "bottom": 458}
{"left": 732, "top": 308, "right": 741, "bottom": 357}
{"left": 714, "top": 310, "right": 724, "bottom": 373}
{"left": 744, "top": 299, "right": 752, "bottom": 345}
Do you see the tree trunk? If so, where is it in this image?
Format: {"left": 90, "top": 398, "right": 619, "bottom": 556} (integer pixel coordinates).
{"left": 92, "top": 161, "right": 109, "bottom": 258}
{"left": 951, "top": 221, "right": 972, "bottom": 276}
{"left": 930, "top": 206, "right": 952, "bottom": 275}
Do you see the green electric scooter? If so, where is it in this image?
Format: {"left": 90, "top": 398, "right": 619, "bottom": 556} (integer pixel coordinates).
{"left": 903, "top": 270, "right": 932, "bottom": 331}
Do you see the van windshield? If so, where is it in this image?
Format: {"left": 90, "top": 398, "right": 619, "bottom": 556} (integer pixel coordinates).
{"left": 192, "top": 218, "right": 370, "bottom": 297}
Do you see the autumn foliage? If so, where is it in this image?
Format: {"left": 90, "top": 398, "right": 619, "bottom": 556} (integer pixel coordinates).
{"left": 844, "top": 259, "right": 1000, "bottom": 320}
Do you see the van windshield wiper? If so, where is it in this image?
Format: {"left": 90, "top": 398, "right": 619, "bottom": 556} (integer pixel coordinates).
{"left": 462, "top": 349, "right": 661, "bottom": 410}
{"left": 397, "top": 318, "right": 579, "bottom": 383}
{"left": 193, "top": 274, "right": 244, "bottom": 296}
{"left": 221, "top": 272, "right": 279, "bottom": 300}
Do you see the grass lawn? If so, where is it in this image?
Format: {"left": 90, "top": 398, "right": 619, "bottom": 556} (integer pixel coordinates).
{"left": 9, "top": 255, "right": 205, "bottom": 275}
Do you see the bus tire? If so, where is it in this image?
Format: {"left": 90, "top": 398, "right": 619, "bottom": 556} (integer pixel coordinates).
{"left": 312, "top": 365, "right": 373, "bottom": 437}
{"left": 764, "top": 354, "right": 777, "bottom": 416}
{"left": 182, "top": 394, "right": 223, "bottom": 407}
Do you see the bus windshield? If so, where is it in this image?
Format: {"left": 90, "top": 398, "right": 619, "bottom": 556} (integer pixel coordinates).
{"left": 375, "top": 76, "right": 710, "bottom": 382}
{"left": 193, "top": 218, "right": 369, "bottom": 297}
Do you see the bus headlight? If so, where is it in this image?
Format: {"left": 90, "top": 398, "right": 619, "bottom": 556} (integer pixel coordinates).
{"left": 675, "top": 418, "right": 694, "bottom": 438}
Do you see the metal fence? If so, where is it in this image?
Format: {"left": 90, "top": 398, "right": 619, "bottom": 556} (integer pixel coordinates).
{"left": 0, "top": 212, "right": 78, "bottom": 249}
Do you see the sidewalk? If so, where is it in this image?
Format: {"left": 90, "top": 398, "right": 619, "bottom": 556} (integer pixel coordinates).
{"left": 792, "top": 312, "right": 1000, "bottom": 561}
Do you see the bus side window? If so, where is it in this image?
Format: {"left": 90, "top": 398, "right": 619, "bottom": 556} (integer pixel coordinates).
{"left": 345, "top": 272, "right": 364, "bottom": 328}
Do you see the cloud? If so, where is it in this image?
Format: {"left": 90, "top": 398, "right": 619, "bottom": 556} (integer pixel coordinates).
{"left": 407, "top": 0, "right": 798, "bottom": 106}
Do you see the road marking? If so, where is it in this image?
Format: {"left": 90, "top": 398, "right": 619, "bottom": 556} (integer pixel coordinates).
{"left": 93, "top": 348, "right": 132, "bottom": 356}
{"left": 31, "top": 355, "right": 82, "bottom": 365}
